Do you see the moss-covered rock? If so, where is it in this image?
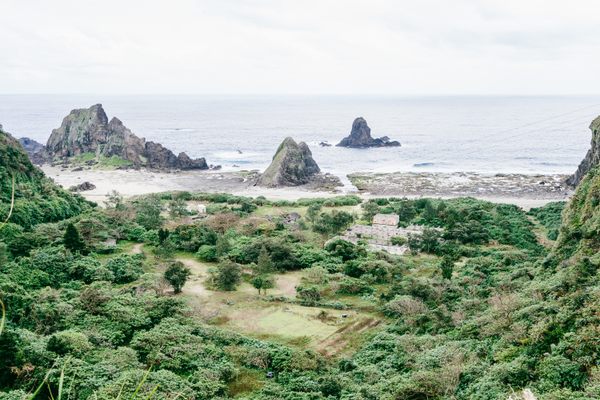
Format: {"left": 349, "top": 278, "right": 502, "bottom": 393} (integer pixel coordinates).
{"left": 45, "top": 104, "right": 208, "bottom": 171}
{"left": 257, "top": 137, "right": 321, "bottom": 187}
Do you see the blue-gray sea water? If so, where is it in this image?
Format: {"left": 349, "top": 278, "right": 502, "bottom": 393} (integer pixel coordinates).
{"left": 1, "top": 95, "right": 599, "bottom": 177}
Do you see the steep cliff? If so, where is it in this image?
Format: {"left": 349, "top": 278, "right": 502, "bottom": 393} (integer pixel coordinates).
{"left": 566, "top": 115, "right": 600, "bottom": 187}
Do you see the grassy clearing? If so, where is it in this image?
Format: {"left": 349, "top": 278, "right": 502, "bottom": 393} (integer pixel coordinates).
{"left": 173, "top": 254, "right": 381, "bottom": 356}
{"left": 228, "top": 368, "right": 265, "bottom": 398}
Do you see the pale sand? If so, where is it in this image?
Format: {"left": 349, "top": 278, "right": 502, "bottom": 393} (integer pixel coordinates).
{"left": 43, "top": 166, "right": 572, "bottom": 210}
{"left": 42, "top": 166, "right": 341, "bottom": 204}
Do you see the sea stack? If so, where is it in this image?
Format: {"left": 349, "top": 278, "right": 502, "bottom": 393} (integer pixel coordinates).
{"left": 567, "top": 115, "right": 600, "bottom": 187}
{"left": 45, "top": 104, "right": 208, "bottom": 171}
{"left": 257, "top": 137, "right": 321, "bottom": 187}
{"left": 337, "top": 117, "right": 400, "bottom": 148}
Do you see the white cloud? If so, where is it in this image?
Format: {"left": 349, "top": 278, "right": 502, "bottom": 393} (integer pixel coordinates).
{"left": 1, "top": 0, "right": 599, "bottom": 94}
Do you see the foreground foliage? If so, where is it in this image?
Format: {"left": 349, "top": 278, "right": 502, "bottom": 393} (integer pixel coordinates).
{"left": 0, "top": 138, "right": 598, "bottom": 399}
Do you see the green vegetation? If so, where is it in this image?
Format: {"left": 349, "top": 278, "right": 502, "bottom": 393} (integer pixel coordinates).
{"left": 97, "top": 154, "right": 134, "bottom": 169}
{"left": 1, "top": 133, "right": 599, "bottom": 399}
{"left": 68, "top": 152, "right": 134, "bottom": 170}
{"left": 164, "top": 261, "right": 191, "bottom": 293}
{"left": 63, "top": 223, "right": 86, "bottom": 254}
{"left": 0, "top": 128, "right": 91, "bottom": 229}
{"left": 528, "top": 201, "right": 566, "bottom": 240}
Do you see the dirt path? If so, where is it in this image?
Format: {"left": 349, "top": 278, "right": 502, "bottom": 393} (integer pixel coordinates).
{"left": 273, "top": 271, "right": 302, "bottom": 297}
{"left": 130, "top": 243, "right": 144, "bottom": 254}
{"left": 178, "top": 257, "right": 214, "bottom": 298}
{"left": 527, "top": 216, "right": 555, "bottom": 249}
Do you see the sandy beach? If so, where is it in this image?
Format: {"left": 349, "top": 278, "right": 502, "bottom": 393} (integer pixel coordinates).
{"left": 43, "top": 165, "right": 573, "bottom": 210}
{"left": 42, "top": 166, "right": 342, "bottom": 203}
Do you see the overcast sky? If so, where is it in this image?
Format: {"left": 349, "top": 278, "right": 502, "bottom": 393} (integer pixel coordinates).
{"left": 1, "top": 0, "right": 599, "bottom": 95}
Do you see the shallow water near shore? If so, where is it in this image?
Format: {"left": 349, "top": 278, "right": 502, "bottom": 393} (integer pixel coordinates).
{"left": 2, "top": 95, "right": 600, "bottom": 179}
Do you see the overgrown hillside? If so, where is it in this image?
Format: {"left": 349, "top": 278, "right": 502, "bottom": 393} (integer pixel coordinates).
{"left": 0, "top": 133, "right": 598, "bottom": 399}
{"left": 555, "top": 167, "right": 600, "bottom": 262}
{"left": 0, "top": 127, "right": 91, "bottom": 228}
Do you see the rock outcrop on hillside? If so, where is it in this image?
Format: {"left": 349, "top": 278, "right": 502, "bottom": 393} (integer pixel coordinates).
{"left": 45, "top": 104, "right": 208, "bottom": 170}
{"left": 337, "top": 117, "right": 400, "bottom": 148}
{"left": 18, "top": 137, "right": 47, "bottom": 165}
{"left": 257, "top": 137, "right": 322, "bottom": 187}
{"left": 566, "top": 115, "right": 600, "bottom": 187}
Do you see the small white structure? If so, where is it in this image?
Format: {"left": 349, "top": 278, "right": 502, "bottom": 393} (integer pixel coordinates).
{"left": 186, "top": 203, "right": 207, "bottom": 215}
{"left": 372, "top": 213, "right": 399, "bottom": 227}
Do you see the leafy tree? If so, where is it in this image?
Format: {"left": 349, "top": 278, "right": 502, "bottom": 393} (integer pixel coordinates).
{"left": 164, "top": 261, "right": 191, "bottom": 294}
{"left": 158, "top": 228, "right": 170, "bottom": 244}
{"left": 325, "top": 239, "right": 365, "bottom": 261}
{"left": 212, "top": 260, "right": 241, "bottom": 291}
{"left": 0, "top": 242, "right": 8, "bottom": 265}
{"left": 135, "top": 195, "right": 163, "bottom": 230}
{"left": 215, "top": 235, "right": 231, "bottom": 257}
{"left": 47, "top": 330, "right": 92, "bottom": 356}
{"left": 255, "top": 246, "right": 273, "bottom": 275}
{"left": 313, "top": 211, "right": 354, "bottom": 235}
{"left": 63, "top": 223, "right": 86, "bottom": 254}
{"left": 306, "top": 203, "right": 322, "bottom": 223}
{"left": 439, "top": 255, "right": 454, "bottom": 280}
{"left": 296, "top": 285, "right": 321, "bottom": 304}
{"left": 251, "top": 275, "right": 274, "bottom": 295}
{"left": 361, "top": 201, "right": 379, "bottom": 222}
{"left": 106, "top": 254, "right": 144, "bottom": 283}
{"left": 196, "top": 244, "right": 217, "bottom": 262}
{"left": 105, "top": 190, "right": 125, "bottom": 210}
{"left": 169, "top": 198, "right": 188, "bottom": 218}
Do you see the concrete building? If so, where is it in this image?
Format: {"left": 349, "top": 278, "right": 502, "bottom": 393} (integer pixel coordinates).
{"left": 372, "top": 213, "right": 400, "bottom": 227}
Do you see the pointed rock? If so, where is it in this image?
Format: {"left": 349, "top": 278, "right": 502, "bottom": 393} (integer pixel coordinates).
{"left": 257, "top": 137, "right": 321, "bottom": 187}
{"left": 337, "top": 117, "right": 400, "bottom": 148}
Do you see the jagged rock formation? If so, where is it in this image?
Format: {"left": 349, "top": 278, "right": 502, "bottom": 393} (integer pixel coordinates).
{"left": 45, "top": 104, "right": 208, "bottom": 170}
{"left": 337, "top": 117, "right": 400, "bottom": 148}
{"left": 18, "top": 137, "right": 47, "bottom": 165}
{"left": 257, "top": 137, "right": 321, "bottom": 187}
{"left": 567, "top": 115, "right": 600, "bottom": 187}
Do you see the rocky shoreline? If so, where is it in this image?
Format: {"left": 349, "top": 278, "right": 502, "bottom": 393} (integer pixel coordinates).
{"left": 43, "top": 164, "right": 572, "bottom": 209}
{"left": 348, "top": 171, "right": 571, "bottom": 201}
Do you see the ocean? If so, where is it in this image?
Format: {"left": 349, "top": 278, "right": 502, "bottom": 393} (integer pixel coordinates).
{"left": 1, "top": 95, "right": 599, "bottom": 178}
